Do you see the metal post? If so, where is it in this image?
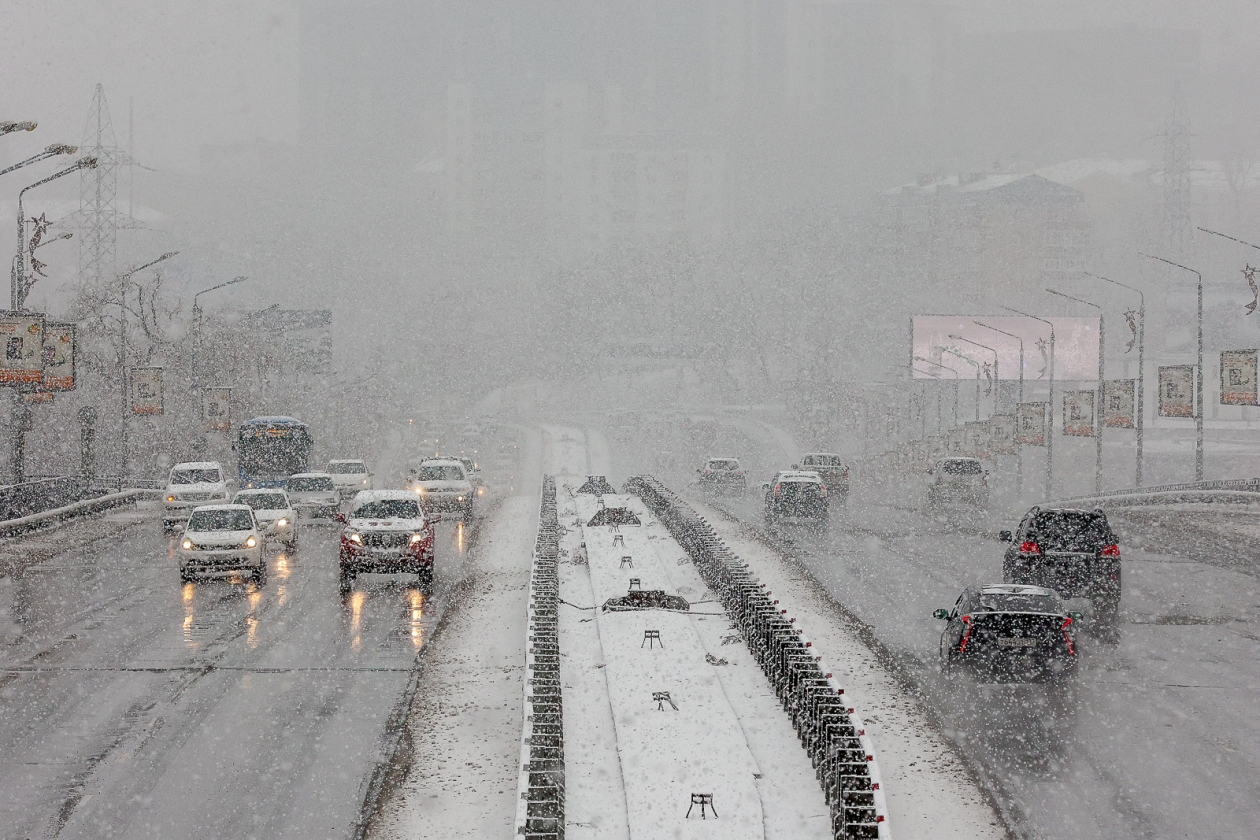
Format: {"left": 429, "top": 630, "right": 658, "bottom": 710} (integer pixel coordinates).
{"left": 1140, "top": 253, "right": 1203, "bottom": 482}
{"left": 975, "top": 320, "right": 1024, "bottom": 498}
{"left": 950, "top": 335, "right": 998, "bottom": 418}
{"left": 1004, "top": 307, "right": 1055, "bottom": 500}
{"left": 1086, "top": 273, "right": 1145, "bottom": 487}
{"left": 941, "top": 347, "right": 980, "bottom": 422}
{"left": 1046, "top": 289, "right": 1105, "bottom": 494}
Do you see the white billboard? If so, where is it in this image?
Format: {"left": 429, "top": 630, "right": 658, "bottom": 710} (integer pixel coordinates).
{"left": 911, "top": 315, "right": 1100, "bottom": 382}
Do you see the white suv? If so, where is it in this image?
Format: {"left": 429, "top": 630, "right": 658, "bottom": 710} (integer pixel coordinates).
{"left": 163, "top": 462, "right": 230, "bottom": 534}
{"left": 327, "top": 459, "right": 372, "bottom": 499}
{"left": 179, "top": 504, "right": 265, "bottom": 584}
{"left": 407, "top": 459, "right": 474, "bottom": 521}
{"left": 284, "top": 473, "right": 341, "bottom": 522}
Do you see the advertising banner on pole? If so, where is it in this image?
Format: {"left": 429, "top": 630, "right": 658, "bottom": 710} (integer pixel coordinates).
{"left": 1063, "top": 390, "right": 1095, "bottom": 436}
{"left": 130, "top": 367, "right": 163, "bottom": 415}
{"left": 1158, "top": 365, "right": 1194, "bottom": 417}
{"left": 1101, "top": 379, "right": 1136, "bottom": 428}
{"left": 948, "top": 428, "right": 967, "bottom": 453}
{"left": 964, "top": 421, "right": 989, "bottom": 456}
{"left": 1220, "top": 350, "right": 1258, "bottom": 406}
{"left": 40, "top": 322, "right": 75, "bottom": 391}
{"left": 988, "top": 414, "right": 1016, "bottom": 454}
{"left": 0, "top": 312, "right": 45, "bottom": 385}
{"left": 1015, "top": 402, "right": 1047, "bottom": 446}
{"left": 203, "top": 387, "right": 231, "bottom": 431}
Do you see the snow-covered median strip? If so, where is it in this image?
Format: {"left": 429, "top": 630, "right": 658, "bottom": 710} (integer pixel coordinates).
{"left": 671, "top": 485, "right": 1006, "bottom": 840}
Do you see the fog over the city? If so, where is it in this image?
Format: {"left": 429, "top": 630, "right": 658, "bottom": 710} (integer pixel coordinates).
{"left": 4, "top": 5, "right": 1260, "bottom": 840}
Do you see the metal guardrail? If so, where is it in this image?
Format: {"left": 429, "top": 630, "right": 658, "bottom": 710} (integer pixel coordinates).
{"left": 626, "top": 475, "right": 890, "bottom": 840}
{"left": 514, "top": 476, "right": 564, "bottom": 840}
{"left": 0, "top": 488, "right": 158, "bottom": 538}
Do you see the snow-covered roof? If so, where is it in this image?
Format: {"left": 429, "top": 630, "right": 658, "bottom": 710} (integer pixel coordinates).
{"left": 288, "top": 472, "right": 333, "bottom": 479}
{"left": 351, "top": 489, "right": 422, "bottom": 503}
{"left": 978, "top": 583, "right": 1056, "bottom": 597}
{"left": 172, "top": 461, "right": 223, "bottom": 470}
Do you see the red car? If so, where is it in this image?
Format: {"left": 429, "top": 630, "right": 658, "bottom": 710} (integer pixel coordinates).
{"left": 337, "top": 490, "right": 439, "bottom": 592}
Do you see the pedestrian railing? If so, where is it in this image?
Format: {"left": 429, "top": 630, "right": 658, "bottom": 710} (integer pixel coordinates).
{"left": 626, "top": 475, "right": 890, "bottom": 840}
{"left": 514, "top": 476, "right": 565, "bottom": 840}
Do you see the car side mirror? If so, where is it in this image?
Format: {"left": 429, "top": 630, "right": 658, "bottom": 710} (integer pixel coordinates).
{"left": 429, "top": 513, "right": 443, "bottom": 523}
{"left": 998, "top": 530, "right": 1013, "bottom": 542}
{"left": 926, "top": 468, "right": 934, "bottom": 475}
{"left": 696, "top": 468, "right": 701, "bottom": 473}
{"left": 1068, "top": 611, "right": 1084, "bottom": 622}
{"left": 933, "top": 609, "right": 950, "bottom": 620}
{"left": 791, "top": 463, "right": 799, "bottom": 470}
{"left": 761, "top": 482, "right": 770, "bottom": 491}
{"left": 333, "top": 513, "right": 347, "bottom": 524}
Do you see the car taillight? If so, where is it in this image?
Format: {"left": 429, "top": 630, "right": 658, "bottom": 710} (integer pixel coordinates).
{"left": 958, "top": 615, "right": 973, "bottom": 653}
{"left": 1019, "top": 540, "right": 1041, "bottom": 555}
{"left": 1061, "top": 616, "right": 1075, "bottom": 655}
{"left": 773, "top": 483, "right": 781, "bottom": 497}
{"left": 1100, "top": 544, "right": 1120, "bottom": 557}
{"left": 819, "top": 483, "right": 827, "bottom": 498}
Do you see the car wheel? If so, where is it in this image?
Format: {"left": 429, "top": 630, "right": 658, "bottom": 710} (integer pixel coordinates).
{"left": 252, "top": 564, "right": 267, "bottom": 585}
{"left": 338, "top": 569, "right": 354, "bottom": 592}
{"left": 179, "top": 568, "right": 193, "bottom": 584}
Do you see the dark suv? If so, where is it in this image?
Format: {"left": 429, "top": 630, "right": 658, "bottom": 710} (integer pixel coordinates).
{"left": 763, "top": 471, "right": 829, "bottom": 528}
{"left": 1000, "top": 506, "right": 1121, "bottom": 636}
{"left": 934, "top": 584, "right": 1080, "bottom": 683}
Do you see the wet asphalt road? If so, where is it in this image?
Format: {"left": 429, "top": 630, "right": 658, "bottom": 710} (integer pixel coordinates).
{"left": 0, "top": 509, "right": 470, "bottom": 840}
{"left": 684, "top": 482, "right": 1260, "bottom": 840}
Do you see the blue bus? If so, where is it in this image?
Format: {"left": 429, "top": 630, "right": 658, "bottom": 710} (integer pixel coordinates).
{"left": 236, "top": 416, "right": 312, "bottom": 489}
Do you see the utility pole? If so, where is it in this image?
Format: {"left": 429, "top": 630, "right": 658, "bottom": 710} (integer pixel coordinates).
{"left": 116, "top": 252, "right": 178, "bottom": 480}
{"left": 1141, "top": 253, "right": 1203, "bottom": 482}
{"left": 1086, "top": 273, "right": 1145, "bottom": 487}
{"left": 1047, "top": 288, "right": 1105, "bottom": 494}
{"left": 1004, "top": 307, "right": 1055, "bottom": 500}
{"left": 975, "top": 320, "right": 1024, "bottom": 498}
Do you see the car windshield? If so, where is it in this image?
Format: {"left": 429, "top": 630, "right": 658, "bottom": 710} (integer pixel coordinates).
{"left": 1030, "top": 511, "right": 1111, "bottom": 549}
{"left": 975, "top": 593, "right": 1063, "bottom": 614}
{"left": 942, "top": 460, "right": 982, "bottom": 475}
{"left": 418, "top": 465, "right": 465, "bottom": 481}
{"left": 328, "top": 461, "right": 366, "bottom": 474}
{"left": 171, "top": 468, "right": 221, "bottom": 485}
{"left": 708, "top": 460, "right": 738, "bottom": 470}
{"left": 353, "top": 499, "right": 422, "bottom": 519}
{"left": 235, "top": 493, "right": 287, "bottom": 510}
{"left": 287, "top": 477, "right": 335, "bottom": 492}
{"left": 188, "top": 509, "right": 253, "bottom": 531}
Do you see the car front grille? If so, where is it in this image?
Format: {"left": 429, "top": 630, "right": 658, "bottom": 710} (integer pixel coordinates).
{"left": 181, "top": 493, "right": 215, "bottom": 501}
{"left": 362, "top": 532, "right": 410, "bottom": 549}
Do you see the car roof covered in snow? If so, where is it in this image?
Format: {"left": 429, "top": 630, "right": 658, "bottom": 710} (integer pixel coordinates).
{"left": 419, "top": 458, "right": 464, "bottom": 467}
{"left": 776, "top": 470, "right": 823, "bottom": 482}
{"left": 978, "top": 583, "right": 1057, "bottom": 598}
{"left": 328, "top": 458, "right": 366, "bottom": 465}
{"left": 351, "top": 489, "right": 422, "bottom": 505}
{"left": 172, "top": 461, "right": 223, "bottom": 471}
{"left": 288, "top": 472, "right": 334, "bottom": 480}
{"left": 188, "top": 503, "right": 253, "bottom": 514}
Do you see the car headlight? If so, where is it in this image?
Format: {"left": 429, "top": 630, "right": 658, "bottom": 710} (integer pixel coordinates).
{"left": 410, "top": 533, "right": 424, "bottom": 545}
{"left": 245, "top": 535, "right": 258, "bottom": 548}
{"left": 456, "top": 495, "right": 464, "bottom": 502}
{"left": 181, "top": 538, "right": 193, "bottom": 550}
{"left": 362, "top": 478, "right": 369, "bottom": 484}
{"left": 415, "top": 487, "right": 425, "bottom": 495}
{"left": 166, "top": 495, "right": 178, "bottom": 503}
{"left": 346, "top": 532, "right": 362, "bottom": 544}
{"left": 276, "top": 518, "right": 288, "bottom": 528}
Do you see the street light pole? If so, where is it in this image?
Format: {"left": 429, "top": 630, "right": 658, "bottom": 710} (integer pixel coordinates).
{"left": 914, "top": 355, "right": 958, "bottom": 430}
{"left": 941, "top": 346, "right": 981, "bottom": 422}
{"left": 975, "top": 320, "right": 1025, "bottom": 499}
{"left": 1047, "top": 288, "right": 1105, "bottom": 494}
{"left": 0, "top": 143, "right": 78, "bottom": 179}
{"left": 1003, "top": 307, "right": 1055, "bottom": 500}
{"left": 13, "top": 156, "right": 96, "bottom": 310}
{"left": 117, "top": 252, "right": 179, "bottom": 480}
{"left": 1140, "top": 252, "right": 1203, "bottom": 482}
{"left": 1085, "top": 272, "right": 1145, "bottom": 487}
{"left": 190, "top": 276, "right": 248, "bottom": 453}
{"left": 0, "top": 121, "right": 37, "bottom": 137}
{"left": 950, "top": 335, "right": 998, "bottom": 416}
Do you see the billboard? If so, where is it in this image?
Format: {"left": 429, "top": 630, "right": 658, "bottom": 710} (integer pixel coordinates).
{"left": 41, "top": 322, "right": 75, "bottom": 391}
{"left": 130, "top": 367, "right": 163, "bottom": 415}
{"left": 1063, "top": 390, "right": 1095, "bottom": 436}
{"left": 0, "top": 312, "right": 45, "bottom": 385}
{"left": 988, "top": 414, "right": 1016, "bottom": 454}
{"left": 1159, "top": 365, "right": 1194, "bottom": 417}
{"left": 911, "top": 315, "right": 1101, "bottom": 381}
{"left": 1016, "top": 402, "right": 1047, "bottom": 446}
{"left": 1220, "top": 350, "right": 1258, "bottom": 406}
{"left": 1101, "top": 379, "right": 1136, "bottom": 428}
{"left": 203, "top": 387, "right": 231, "bottom": 431}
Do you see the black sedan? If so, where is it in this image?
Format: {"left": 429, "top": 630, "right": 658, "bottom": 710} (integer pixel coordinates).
{"left": 934, "top": 584, "right": 1080, "bottom": 683}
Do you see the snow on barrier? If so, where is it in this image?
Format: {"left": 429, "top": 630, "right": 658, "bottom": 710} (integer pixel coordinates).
{"left": 1054, "top": 476, "right": 1260, "bottom": 508}
{"left": 514, "top": 476, "right": 565, "bottom": 840}
{"left": 626, "top": 475, "right": 891, "bottom": 840}
{"left": 0, "top": 488, "right": 159, "bottom": 538}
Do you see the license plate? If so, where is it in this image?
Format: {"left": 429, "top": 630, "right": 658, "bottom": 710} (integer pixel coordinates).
{"left": 997, "top": 637, "right": 1037, "bottom": 648}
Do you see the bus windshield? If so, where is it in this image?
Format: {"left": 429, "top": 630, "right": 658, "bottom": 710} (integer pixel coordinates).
{"left": 238, "top": 422, "right": 311, "bottom": 480}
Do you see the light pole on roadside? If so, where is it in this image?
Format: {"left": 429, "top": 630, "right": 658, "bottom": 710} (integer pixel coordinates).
{"left": 191, "top": 276, "right": 248, "bottom": 453}
{"left": 913, "top": 366, "right": 944, "bottom": 434}
{"left": 117, "top": 252, "right": 179, "bottom": 480}
{"left": 941, "top": 346, "right": 981, "bottom": 422}
{"left": 0, "top": 143, "right": 78, "bottom": 179}
{"left": 1140, "top": 252, "right": 1203, "bottom": 482}
{"left": 1003, "top": 307, "right": 1055, "bottom": 500}
{"left": 13, "top": 155, "right": 97, "bottom": 310}
{"left": 914, "top": 356, "right": 958, "bottom": 429}
{"left": 1047, "top": 288, "right": 1106, "bottom": 495}
{"left": 975, "top": 320, "right": 1025, "bottom": 499}
{"left": 1085, "top": 272, "right": 1145, "bottom": 487}
{"left": 950, "top": 335, "right": 998, "bottom": 417}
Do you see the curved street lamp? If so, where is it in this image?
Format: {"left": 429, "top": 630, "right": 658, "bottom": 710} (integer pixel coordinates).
{"left": 13, "top": 155, "right": 97, "bottom": 310}
{"left": 0, "top": 143, "right": 77, "bottom": 179}
{"left": 941, "top": 346, "right": 981, "bottom": 422}
{"left": 1003, "top": 307, "right": 1056, "bottom": 500}
{"left": 1047, "top": 287, "right": 1105, "bottom": 495}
